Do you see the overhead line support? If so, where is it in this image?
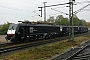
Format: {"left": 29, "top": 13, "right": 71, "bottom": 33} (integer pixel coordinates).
{"left": 68, "top": 0, "right": 75, "bottom": 42}
{"left": 38, "top": 2, "right": 69, "bottom": 22}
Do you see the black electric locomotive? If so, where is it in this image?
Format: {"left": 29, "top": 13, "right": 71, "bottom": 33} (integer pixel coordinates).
{"left": 5, "top": 22, "right": 62, "bottom": 42}
{"left": 5, "top": 22, "right": 88, "bottom": 42}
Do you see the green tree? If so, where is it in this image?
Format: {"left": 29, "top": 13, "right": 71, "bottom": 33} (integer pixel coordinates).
{"left": 60, "top": 18, "right": 69, "bottom": 25}
{"left": 37, "top": 20, "right": 43, "bottom": 22}
{"left": 47, "top": 16, "right": 55, "bottom": 23}
{"left": 81, "top": 19, "right": 87, "bottom": 26}
{"left": 87, "top": 22, "right": 90, "bottom": 28}
{"left": 55, "top": 15, "right": 64, "bottom": 25}
{"left": 54, "top": 15, "right": 69, "bottom": 25}
{"left": 0, "top": 22, "right": 11, "bottom": 35}
{"left": 73, "top": 15, "right": 80, "bottom": 26}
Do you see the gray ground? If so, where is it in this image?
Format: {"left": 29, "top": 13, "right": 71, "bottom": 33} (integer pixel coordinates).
{"left": 0, "top": 35, "right": 7, "bottom": 43}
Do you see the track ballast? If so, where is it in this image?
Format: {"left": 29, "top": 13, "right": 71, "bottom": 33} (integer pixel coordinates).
{"left": 0, "top": 32, "right": 89, "bottom": 56}
{"left": 52, "top": 40, "right": 90, "bottom": 60}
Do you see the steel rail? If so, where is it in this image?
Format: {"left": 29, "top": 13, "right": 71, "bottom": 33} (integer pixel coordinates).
{"left": 52, "top": 39, "right": 90, "bottom": 60}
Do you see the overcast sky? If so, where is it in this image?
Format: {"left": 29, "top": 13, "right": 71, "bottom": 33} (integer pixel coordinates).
{"left": 0, "top": 0, "right": 90, "bottom": 24}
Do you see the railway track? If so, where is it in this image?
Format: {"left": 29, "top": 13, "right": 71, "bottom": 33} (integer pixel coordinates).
{"left": 0, "top": 36, "right": 67, "bottom": 48}
{"left": 0, "top": 36, "right": 68, "bottom": 56}
{"left": 0, "top": 42, "right": 32, "bottom": 48}
{"left": 0, "top": 32, "right": 88, "bottom": 48}
{"left": 70, "top": 44, "right": 90, "bottom": 60}
{"left": 52, "top": 39, "right": 90, "bottom": 60}
{"left": 0, "top": 32, "right": 89, "bottom": 56}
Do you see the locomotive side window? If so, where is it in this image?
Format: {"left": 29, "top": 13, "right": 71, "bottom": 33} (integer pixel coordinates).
{"left": 30, "top": 27, "right": 33, "bottom": 33}
{"left": 67, "top": 27, "right": 69, "bottom": 31}
{"left": 78, "top": 27, "right": 79, "bottom": 30}
{"left": 60, "top": 26, "right": 62, "bottom": 31}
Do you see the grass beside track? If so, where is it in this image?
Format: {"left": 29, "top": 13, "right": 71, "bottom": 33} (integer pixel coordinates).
{"left": 0, "top": 34, "right": 90, "bottom": 60}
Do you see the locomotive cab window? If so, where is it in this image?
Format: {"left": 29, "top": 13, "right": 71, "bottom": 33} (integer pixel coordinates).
{"left": 9, "top": 24, "right": 18, "bottom": 30}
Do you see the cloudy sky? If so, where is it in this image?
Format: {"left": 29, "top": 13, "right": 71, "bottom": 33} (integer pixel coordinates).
{"left": 0, "top": 0, "right": 90, "bottom": 24}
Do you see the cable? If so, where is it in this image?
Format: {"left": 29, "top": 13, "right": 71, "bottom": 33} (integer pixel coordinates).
{"left": 75, "top": 1, "right": 90, "bottom": 7}
{"left": 48, "top": 13, "right": 65, "bottom": 16}
{"left": 17, "top": 0, "right": 37, "bottom": 6}
{"left": 84, "top": 9, "right": 90, "bottom": 11}
{"left": 50, "top": 2, "right": 90, "bottom": 15}
{"left": 51, "top": 8, "right": 69, "bottom": 15}
{"left": 74, "top": 3, "right": 90, "bottom": 14}
{"left": 75, "top": 1, "right": 90, "bottom": 3}
{"left": 33, "top": 11, "right": 41, "bottom": 17}
{"left": 50, "top": 6, "right": 68, "bottom": 9}
{"left": 0, "top": 12, "right": 32, "bottom": 17}
{"left": 75, "top": 2, "right": 85, "bottom": 6}
{"left": 0, "top": 5, "right": 42, "bottom": 17}
{"left": 85, "top": 0, "right": 90, "bottom": 3}
{"left": 76, "top": 8, "right": 90, "bottom": 12}
{"left": 38, "top": 2, "right": 69, "bottom": 8}
{"left": 0, "top": 5, "right": 33, "bottom": 13}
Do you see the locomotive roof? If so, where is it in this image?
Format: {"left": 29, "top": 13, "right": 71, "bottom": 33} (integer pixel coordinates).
{"left": 18, "top": 23, "right": 59, "bottom": 27}
{"left": 11, "top": 23, "right": 88, "bottom": 28}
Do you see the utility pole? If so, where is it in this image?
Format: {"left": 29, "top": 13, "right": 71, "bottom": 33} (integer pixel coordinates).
{"left": 38, "top": 1, "right": 90, "bottom": 42}
{"left": 38, "top": 2, "right": 69, "bottom": 22}
{"left": 43, "top": 2, "right": 47, "bottom": 22}
{"left": 69, "top": 0, "right": 75, "bottom": 42}
{"left": 69, "top": 2, "right": 90, "bottom": 42}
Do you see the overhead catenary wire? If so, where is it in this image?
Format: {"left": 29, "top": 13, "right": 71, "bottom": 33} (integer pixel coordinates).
{"left": 75, "top": 1, "right": 90, "bottom": 3}
{"left": 75, "top": 1, "right": 90, "bottom": 8}
{"left": 38, "top": 1, "right": 90, "bottom": 19}
{"left": 48, "top": 13, "right": 67, "bottom": 17}
{"left": 38, "top": 2, "right": 70, "bottom": 8}
{"left": 0, "top": 5, "right": 33, "bottom": 13}
{"left": 33, "top": 11, "right": 41, "bottom": 17}
{"left": 0, "top": 12, "right": 35, "bottom": 17}
{"left": 0, "top": 6, "right": 44, "bottom": 18}
{"left": 51, "top": 8, "right": 69, "bottom": 15}
{"left": 16, "top": 0, "right": 37, "bottom": 6}
{"left": 50, "top": 6, "right": 68, "bottom": 9}
{"left": 74, "top": 3, "right": 90, "bottom": 14}
{"left": 0, "top": 0, "right": 90, "bottom": 21}
{"left": 50, "top": 1, "right": 90, "bottom": 16}
{"left": 75, "top": 2, "right": 85, "bottom": 6}
{"left": 83, "top": 9, "right": 90, "bottom": 11}
{"left": 0, "top": 5, "right": 42, "bottom": 17}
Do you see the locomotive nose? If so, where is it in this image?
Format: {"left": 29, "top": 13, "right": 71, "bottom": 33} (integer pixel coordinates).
{"left": 7, "top": 30, "right": 15, "bottom": 37}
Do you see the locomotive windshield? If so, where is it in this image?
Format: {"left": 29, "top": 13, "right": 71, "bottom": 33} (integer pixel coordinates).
{"left": 8, "top": 24, "right": 18, "bottom": 30}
